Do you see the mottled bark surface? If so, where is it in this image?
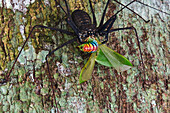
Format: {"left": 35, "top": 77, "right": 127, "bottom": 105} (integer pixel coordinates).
{"left": 0, "top": 0, "right": 169, "bottom": 112}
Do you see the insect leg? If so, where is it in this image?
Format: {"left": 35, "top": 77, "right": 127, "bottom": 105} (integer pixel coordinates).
{"left": 46, "top": 37, "right": 77, "bottom": 57}
{"left": 45, "top": 37, "right": 77, "bottom": 112}
{"left": 98, "top": 15, "right": 117, "bottom": 34}
{"left": 98, "top": 0, "right": 111, "bottom": 28}
{"left": 0, "top": 26, "right": 7, "bottom": 57}
{"left": 108, "top": 27, "right": 147, "bottom": 90}
{"left": 99, "top": 1, "right": 136, "bottom": 43}
{"left": 108, "top": 27, "right": 144, "bottom": 70}
{"left": 6, "top": 25, "right": 76, "bottom": 79}
{"left": 100, "top": 16, "right": 117, "bottom": 44}
{"left": 98, "top": 0, "right": 136, "bottom": 32}
{"left": 89, "top": 0, "right": 97, "bottom": 26}
{"left": 54, "top": 0, "right": 80, "bottom": 35}
{"left": 34, "top": 25, "right": 76, "bottom": 36}
{"left": 54, "top": 0, "right": 67, "bottom": 14}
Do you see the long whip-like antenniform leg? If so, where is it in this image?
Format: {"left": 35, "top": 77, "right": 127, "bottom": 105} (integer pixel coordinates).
{"left": 113, "top": 0, "right": 150, "bottom": 23}
{"left": 136, "top": 0, "right": 170, "bottom": 15}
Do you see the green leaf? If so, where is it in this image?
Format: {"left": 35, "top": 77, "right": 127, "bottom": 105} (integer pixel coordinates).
{"left": 79, "top": 52, "right": 97, "bottom": 84}
{"left": 96, "top": 44, "right": 133, "bottom": 72}
{"left": 95, "top": 49, "right": 112, "bottom": 67}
